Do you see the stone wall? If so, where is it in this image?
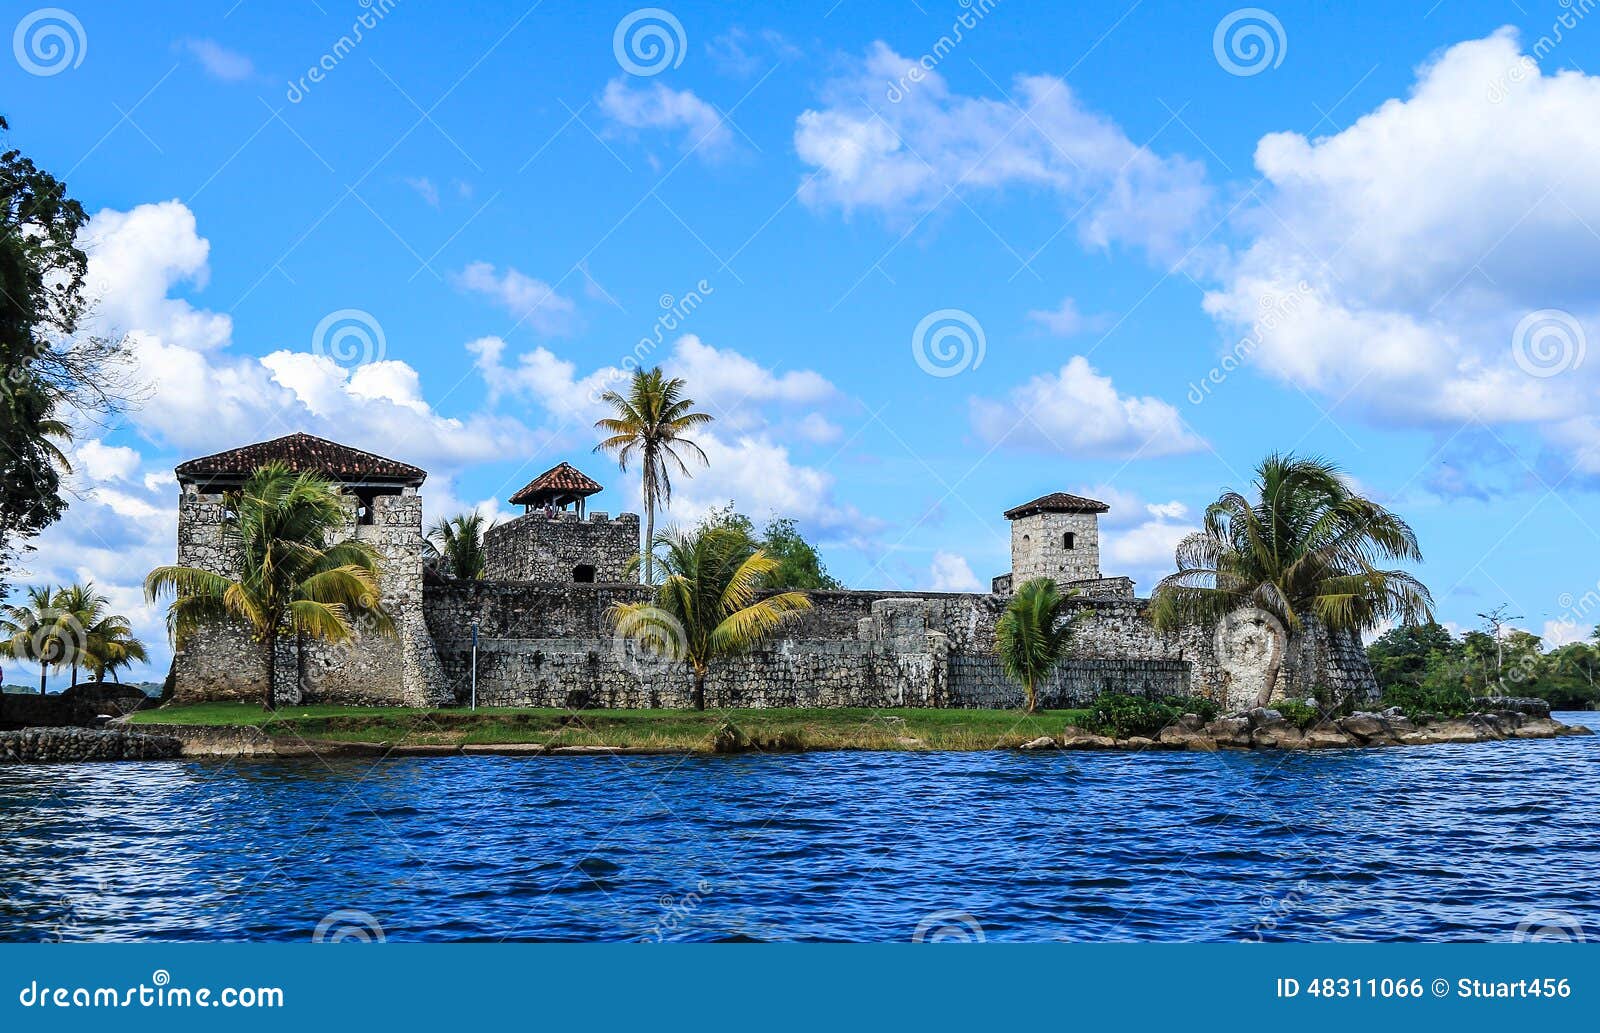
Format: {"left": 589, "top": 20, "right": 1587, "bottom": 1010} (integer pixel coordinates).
{"left": 1011, "top": 510, "right": 1101, "bottom": 584}
{"left": 484, "top": 511, "right": 640, "bottom": 583}
{"left": 420, "top": 581, "right": 1378, "bottom": 712}
{"left": 171, "top": 486, "right": 450, "bottom": 707}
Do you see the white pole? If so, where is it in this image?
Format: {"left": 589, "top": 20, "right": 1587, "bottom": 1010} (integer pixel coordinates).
{"left": 470, "top": 618, "right": 479, "bottom": 711}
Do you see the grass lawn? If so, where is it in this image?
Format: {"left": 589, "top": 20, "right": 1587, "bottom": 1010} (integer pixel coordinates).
{"left": 127, "top": 702, "right": 1077, "bottom": 752}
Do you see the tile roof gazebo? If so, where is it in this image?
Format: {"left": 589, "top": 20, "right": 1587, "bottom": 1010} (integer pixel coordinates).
{"left": 508, "top": 462, "right": 604, "bottom": 516}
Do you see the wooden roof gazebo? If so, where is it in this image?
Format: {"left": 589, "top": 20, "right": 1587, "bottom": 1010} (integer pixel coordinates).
{"left": 508, "top": 462, "right": 604, "bottom": 516}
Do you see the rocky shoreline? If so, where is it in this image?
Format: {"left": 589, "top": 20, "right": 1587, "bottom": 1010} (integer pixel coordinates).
{"left": 0, "top": 727, "right": 183, "bottom": 763}
{"left": 1019, "top": 704, "right": 1592, "bottom": 752}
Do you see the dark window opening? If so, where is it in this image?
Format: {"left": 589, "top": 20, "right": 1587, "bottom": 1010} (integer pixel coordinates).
{"left": 1063, "top": 532, "right": 1076, "bottom": 550}
{"left": 573, "top": 564, "right": 596, "bottom": 583}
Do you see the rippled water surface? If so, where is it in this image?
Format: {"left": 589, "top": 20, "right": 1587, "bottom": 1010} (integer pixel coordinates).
{"left": 2, "top": 714, "right": 1597, "bottom": 942}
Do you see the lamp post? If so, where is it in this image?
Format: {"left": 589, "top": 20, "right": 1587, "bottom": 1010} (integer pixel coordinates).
{"left": 470, "top": 618, "right": 479, "bottom": 711}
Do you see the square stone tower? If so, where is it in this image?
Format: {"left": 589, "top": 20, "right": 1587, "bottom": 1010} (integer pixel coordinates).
{"left": 1004, "top": 491, "right": 1109, "bottom": 587}
{"left": 483, "top": 462, "right": 639, "bottom": 583}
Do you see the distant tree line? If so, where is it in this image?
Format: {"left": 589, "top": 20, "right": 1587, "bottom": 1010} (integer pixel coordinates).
{"left": 1367, "top": 621, "right": 1600, "bottom": 710}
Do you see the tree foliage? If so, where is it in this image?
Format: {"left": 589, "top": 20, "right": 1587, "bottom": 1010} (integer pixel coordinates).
{"left": 610, "top": 524, "right": 811, "bottom": 710}
{"left": 145, "top": 463, "right": 393, "bottom": 710}
{"left": 994, "top": 577, "right": 1078, "bottom": 713}
{"left": 427, "top": 512, "right": 493, "bottom": 580}
{"left": 698, "top": 504, "right": 843, "bottom": 590}
{"left": 594, "top": 367, "right": 713, "bottom": 584}
{"left": 1368, "top": 620, "right": 1600, "bottom": 711}
{"left": 1150, "top": 452, "right": 1434, "bottom": 707}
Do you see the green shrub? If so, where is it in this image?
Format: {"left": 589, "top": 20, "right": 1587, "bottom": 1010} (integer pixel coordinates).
{"left": 1160, "top": 695, "right": 1219, "bottom": 723}
{"left": 1082, "top": 694, "right": 1181, "bottom": 739}
{"left": 1380, "top": 681, "right": 1474, "bottom": 720}
{"left": 1273, "top": 699, "right": 1321, "bottom": 730}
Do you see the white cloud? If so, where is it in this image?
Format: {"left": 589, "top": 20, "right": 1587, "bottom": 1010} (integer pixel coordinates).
{"left": 670, "top": 334, "right": 835, "bottom": 429}
{"left": 706, "top": 27, "right": 801, "bottom": 78}
{"left": 181, "top": 39, "right": 254, "bottom": 82}
{"left": 971, "top": 356, "right": 1205, "bottom": 458}
{"left": 1204, "top": 28, "right": 1600, "bottom": 475}
{"left": 1101, "top": 500, "right": 1198, "bottom": 591}
{"left": 794, "top": 42, "right": 1211, "bottom": 257}
{"left": 453, "top": 262, "right": 577, "bottom": 335}
{"left": 1026, "top": 296, "right": 1110, "bottom": 337}
{"left": 929, "top": 551, "right": 981, "bottom": 592}
{"left": 598, "top": 79, "right": 733, "bottom": 156}
{"left": 405, "top": 176, "right": 441, "bottom": 208}
{"left": 1543, "top": 619, "right": 1589, "bottom": 648}
{"left": 75, "top": 439, "right": 141, "bottom": 483}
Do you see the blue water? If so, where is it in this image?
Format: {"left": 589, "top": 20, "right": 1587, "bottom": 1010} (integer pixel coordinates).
{"left": 1, "top": 714, "right": 1596, "bottom": 943}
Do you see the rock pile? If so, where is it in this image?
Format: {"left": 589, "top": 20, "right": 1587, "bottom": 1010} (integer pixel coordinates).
{"left": 0, "top": 727, "right": 182, "bottom": 764}
{"left": 1030, "top": 707, "right": 1592, "bottom": 752}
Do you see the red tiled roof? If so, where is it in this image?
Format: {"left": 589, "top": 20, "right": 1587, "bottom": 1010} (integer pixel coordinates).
{"left": 1004, "top": 491, "right": 1110, "bottom": 519}
{"left": 508, "top": 462, "right": 604, "bottom": 505}
{"left": 175, "top": 433, "right": 426, "bottom": 486}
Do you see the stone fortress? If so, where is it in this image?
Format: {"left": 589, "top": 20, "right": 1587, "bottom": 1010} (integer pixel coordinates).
{"left": 168, "top": 433, "right": 1377, "bottom": 713}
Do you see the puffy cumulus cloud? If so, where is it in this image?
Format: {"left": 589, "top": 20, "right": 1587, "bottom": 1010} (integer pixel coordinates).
{"left": 928, "top": 551, "right": 981, "bottom": 592}
{"left": 453, "top": 262, "right": 577, "bottom": 335}
{"left": 1101, "top": 500, "right": 1197, "bottom": 591}
{"left": 597, "top": 79, "right": 733, "bottom": 157}
{"left": 970, "top": 356, "right": 1205, "bottom": 458}
{"left": 79, "top": 200, "right": 232, "bottom": 352}
{"left": 1203, "top": 29, "right": 1600, "bottom": 476}
{"left": 470, "top": 334, "right": 863, "bottom": 535}
{"left": 794, "top": 42, "right": 1211, "bottom": 257}
{"left": 74, "top": 439, "right": 142, "bottom": 483}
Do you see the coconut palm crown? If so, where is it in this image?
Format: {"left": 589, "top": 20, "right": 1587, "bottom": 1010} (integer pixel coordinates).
{"left": 427, "top": 512, "right": 493, "bottom": 580}
{"left": 610, "top": 524, "right": 811, "bottom": 710}
{"left": 0, "top": 584, "right": 71, "bottom": 694}
{"left": 995, "top": 578, "right": 1079, "bottom": 714}
{"left": 1149, "top": 452, "right": 1434, "bottom": 707}
{"left": 144, "top": 462, "right": 394, "bottom": 710}
{"left": 594, "top": 367, "right": 713, "bottom": 583}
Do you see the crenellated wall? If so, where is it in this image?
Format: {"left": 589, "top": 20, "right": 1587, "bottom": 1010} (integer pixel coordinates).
{"left": 483, "top": 511, "right": 640, "bottom": 583}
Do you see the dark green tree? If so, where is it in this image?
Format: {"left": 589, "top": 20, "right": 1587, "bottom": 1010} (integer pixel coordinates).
{"left": 699, "top": 505, "right": 842, "bottom": 590}
{"left": 1366, "top": 621, "right": 1461, "bottom": 691}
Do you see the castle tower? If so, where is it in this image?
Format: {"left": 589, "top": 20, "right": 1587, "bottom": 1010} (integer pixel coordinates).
{"left": 170, "top": 432, "right": 448, "bottom": 706}
{"left": 484, "top": 462, "right": 639, "bottom": 583}
{"left": 1004, "top": 491, "right": 1108, "bottom": 588}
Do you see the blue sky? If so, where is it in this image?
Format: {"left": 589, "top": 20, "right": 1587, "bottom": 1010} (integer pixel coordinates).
{"left": 6, "top": 0, "right": 1600, "bottom": 684}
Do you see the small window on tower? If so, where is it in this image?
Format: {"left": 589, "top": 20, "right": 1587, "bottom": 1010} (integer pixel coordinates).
{"left": 573, "top": 564, "right": 596, "bottom": 583}
{"left": 1063, "top": 532, "right": 1076, "bottom": 550}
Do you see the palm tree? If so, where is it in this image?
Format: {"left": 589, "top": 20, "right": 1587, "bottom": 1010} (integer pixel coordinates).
{"left": 85, "top": 624, "right": 148, "bottom": 685}
{"left": 610, "top": 525, "right": 811, "bottom": 710}
{"left": 595, "top": 367, "right": 713, "bottom": 583}
{"left": 52, "top": 581, "right": 131, "bottom": 689}
{"left": 1150, "top": 453, "right": 1434, "bottom": 708}
{"left": 995, "top": 578, "right": 1078, "bottom": 714}
{"left": 145, "top": 462, "right": 394, "bottom": 711}
{"left": 0, "top": 584, "right": 71, "bottom": 693}
{"left": 427, "top": 512, "right": 493, "bottom": 580}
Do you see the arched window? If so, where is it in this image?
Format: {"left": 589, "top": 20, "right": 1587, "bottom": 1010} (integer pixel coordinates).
{"left": 1063, "top": 532, "right": 1076, "bottom": 550}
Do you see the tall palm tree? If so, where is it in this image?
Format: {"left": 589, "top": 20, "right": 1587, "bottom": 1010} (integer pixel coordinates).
{"left": 0, "top": 584, "right": 71, "bottom": 693}
{"left": 145, "top": 462, "right": 394, "bottom": 711}
{"left": 611, "top": 525, "right": 811, "bottom": 710}
{"left": 427, "top": 512, "right": 493, "bottom": 580}
{"left": 52, "top": 581, "right": 130, "bottom": 689}
{"left": 1150, "top": 453, "right": 1434, "bottom": 707}
{"left": 995, "top": 578, "right": 1078, "bottom": 714}
{"left": 595, "top": 367, "right": 713, "bottom": 584}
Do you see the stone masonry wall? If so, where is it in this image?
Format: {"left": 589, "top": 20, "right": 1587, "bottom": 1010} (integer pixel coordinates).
{"left": 421, "top": 581, "right": 1377, "bottom": 711}
{"left": 171, "top": 486, "right": 450, "bottom": 706}
{"left": 1011, "top": 510, "right": 1101, "bottom": 584}
{"left": 484, "top": 511, "right": 640, "bottom": 583}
